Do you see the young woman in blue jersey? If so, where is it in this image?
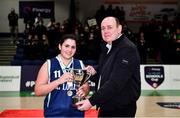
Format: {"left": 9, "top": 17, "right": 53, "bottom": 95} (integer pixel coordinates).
{"left": 35, "top": 34, "right": 90, "bottom": 117}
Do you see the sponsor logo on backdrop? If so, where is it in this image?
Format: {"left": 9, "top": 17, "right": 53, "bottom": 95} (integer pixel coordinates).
{"left": 25, "top": 81, "right": 35, "bottom": 88}
{"left": 129, "top": 4, "right": 151, "bottom": 21}
{"left": 144, "top": 66, "right": 164, "bottom": 89}
{"left": 19, "top": 1, "right": 54, "bottom": 18}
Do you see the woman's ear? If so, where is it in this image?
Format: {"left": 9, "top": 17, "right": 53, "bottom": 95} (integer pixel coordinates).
{"left": 58, "top": 44, "right": 61, "bottom": 50}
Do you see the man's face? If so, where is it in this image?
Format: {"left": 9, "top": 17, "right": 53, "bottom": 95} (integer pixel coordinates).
{"left": 101, "top": 17, "right": 122, "bottom": 44}
{"left": 11, "top": 8, "right": 15, "bottom": 13}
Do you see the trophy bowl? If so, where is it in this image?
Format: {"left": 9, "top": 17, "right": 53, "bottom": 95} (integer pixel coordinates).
{"left": 71, "top": 69, "right": 91, "bottom": 105}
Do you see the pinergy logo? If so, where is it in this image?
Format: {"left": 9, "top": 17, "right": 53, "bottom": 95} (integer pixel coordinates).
{"left": 25, "top": 81, "right": 35, "bottom": 87}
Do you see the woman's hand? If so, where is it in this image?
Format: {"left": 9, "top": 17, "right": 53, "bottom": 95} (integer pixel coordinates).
{"left": 57, "top": 72, "right": 74, "bottom": 84}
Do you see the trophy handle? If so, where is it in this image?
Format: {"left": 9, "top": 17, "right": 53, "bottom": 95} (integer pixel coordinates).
{"left": 80, "top": 72, "right": 91, "bottom": 86}
{"left": 72, "top": 69, "right": 91, "bottom": 86}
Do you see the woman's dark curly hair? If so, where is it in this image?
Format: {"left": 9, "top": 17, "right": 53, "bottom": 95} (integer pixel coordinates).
{"left": 58, "top": 34, "right": 77, "bottom": 45}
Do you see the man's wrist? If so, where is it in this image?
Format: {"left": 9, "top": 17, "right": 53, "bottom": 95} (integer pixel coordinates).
{"left": 89, "top": 96, "right": 96, "bottom": 106}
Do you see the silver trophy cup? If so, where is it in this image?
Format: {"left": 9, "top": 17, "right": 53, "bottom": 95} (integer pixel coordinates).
{"left": 71, "top": 69, "right": 91, "bottom": 105}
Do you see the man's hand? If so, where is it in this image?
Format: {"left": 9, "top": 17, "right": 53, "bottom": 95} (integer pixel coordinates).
{"left": 76, "top": 83, "right": 89, "bottom": 98}
{"left": 85, "top": 65, "right": 97, "bottom": 75}
{"left": 75, "top": 99, "right": 92, "bottom": 111}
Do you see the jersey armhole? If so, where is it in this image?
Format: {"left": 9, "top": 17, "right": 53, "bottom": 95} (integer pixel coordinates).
{"left": 47, "top": 59, "right": 51, "bottom": 83}
{"left": 46, "top": 59, "right": 51, "bottom": 107}
{"left": 79, "top": 60, "right": 85, "bottom": 69}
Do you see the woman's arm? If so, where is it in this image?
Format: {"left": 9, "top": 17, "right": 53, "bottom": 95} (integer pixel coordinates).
{"left": 34, "top": 61, "right": 73, "bottom": 96}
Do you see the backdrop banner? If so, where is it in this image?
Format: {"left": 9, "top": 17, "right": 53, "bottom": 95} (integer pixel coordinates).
{"left": 0, "top": 66, "right": 21, "bottom": 91}
{"left": 141, "top": 65, "right": 180, "bottom": 90}
{"left": 19, "top": 1, "right": 54, "bottom": 18}
{"left": 20, "top": 65, "right": 41, "bottom": 91}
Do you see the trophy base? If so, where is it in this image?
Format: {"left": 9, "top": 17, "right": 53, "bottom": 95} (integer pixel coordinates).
{"left": 72, "top": 95, "right": 83, "bottom": 107}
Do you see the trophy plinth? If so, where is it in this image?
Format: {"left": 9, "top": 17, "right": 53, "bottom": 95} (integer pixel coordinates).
{"left": 71, "top": 69, "right": 91, "bottom": 106}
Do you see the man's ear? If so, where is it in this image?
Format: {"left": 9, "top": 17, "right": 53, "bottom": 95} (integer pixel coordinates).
{"left": 118, "top": 24, "right": 122, "bottom": 33}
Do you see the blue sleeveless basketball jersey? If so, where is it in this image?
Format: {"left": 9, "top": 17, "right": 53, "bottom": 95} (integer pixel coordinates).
{"left": 44, "top": 56, "right": 84, "bottom": 117}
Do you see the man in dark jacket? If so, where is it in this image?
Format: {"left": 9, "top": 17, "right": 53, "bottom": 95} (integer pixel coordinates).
{"left": 76, "top": 16, "right": 141, "bottom": 117}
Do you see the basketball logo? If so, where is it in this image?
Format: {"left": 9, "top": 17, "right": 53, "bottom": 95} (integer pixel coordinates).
{"left": 144, "top": 66, "right": 164, "bottom": 89}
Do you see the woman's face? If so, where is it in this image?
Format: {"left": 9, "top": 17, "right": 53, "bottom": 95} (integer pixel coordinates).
{"left": 59, "top": 38, "right": 76, "bottom": 60}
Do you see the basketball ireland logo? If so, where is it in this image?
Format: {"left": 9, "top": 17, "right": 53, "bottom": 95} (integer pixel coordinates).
{"left": 144, "top": 66, "right": 164, "bottom": 89}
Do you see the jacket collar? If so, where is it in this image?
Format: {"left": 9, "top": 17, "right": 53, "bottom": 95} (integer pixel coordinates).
{"left": 111, "top": 33, "right": 125, "bottom": 47}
